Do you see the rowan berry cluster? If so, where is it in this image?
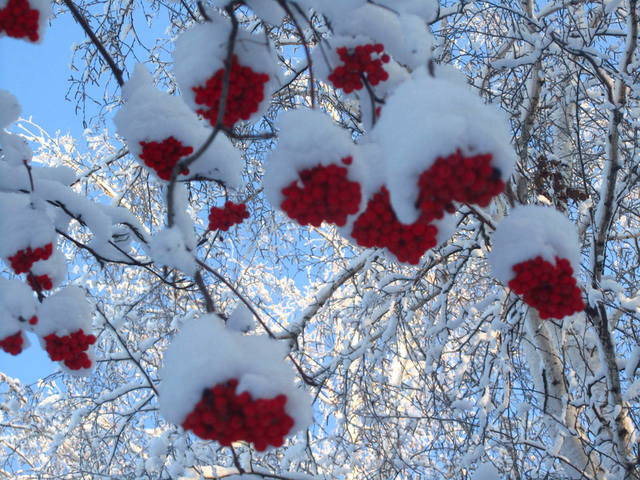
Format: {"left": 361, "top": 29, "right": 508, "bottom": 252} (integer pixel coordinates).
{"left": 0, "top": 0, "right": 39, "bottom": 42}
{"left": 27, "top": 273, "right": 53, "bottom": 292}
{"left": 280, "top": 160, "right": 362, "bottom": 227}
{"left": 418, "top": 152, "right": 504, "bottom": 222}
{"left": 0, "top": 331, "right": 24, "bottom": 355}
{"left": 193, "top": 55, "right": 269, "bottom": 128}
{"left": 328, "top": 44, "right": 390, "bottom": 94}
{"left": 208, "top": 202, "right": 250, "bottom": 231}
{"left": 508, "top": 256, "right": 585, "bottom": 319}
{"left": 351, "top": 187, "right": 438, "bottom": 264}
{"left": 44, "top": 329, "right": 97, "bottom": 370}
{"left": 182, "top": 378, "right": 295, "bottom": 451}
{"left": 8, "top": 243, "right": 53, "bottom": 274}
{"left": 139, "top": 136, "right": 193, "bottom": 181}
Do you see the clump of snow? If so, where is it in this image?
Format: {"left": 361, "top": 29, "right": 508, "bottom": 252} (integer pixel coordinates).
{"left": 149, "top": 227, "right": 197, "bottom": 276}
{"left": 488, "top": 205, "right": 582, "bottom": 284}
{"left": 158, "top": 315, "right": 312, "bottom": 434}
{"left": 228, "top": 303, "right": 255, "bottom": 333}
{"left": 0, "top": 131, "right": 33, "bottom": 166}
{"left": 263, "top": 109, "right": 361, "bottom": 208}
{"left": 372, "top": 67, "right": 515, "bottom": 224}
{"left": 114, "top": 64, "right": 242, "bottom": 187}
{"left": 172, "top": 14, "right": 280, "bottom": 123}
{"left": 0, "top": 90, "right": 21, "bottom": 127}
{"left": 33, "top": 286, "right": 93, "bottom": 337}
{"left": 30, "top": 250, "right": 67, "bottom": 289}
{"left": 472, "top": 462, "right": 500, "bottom": 480}
{"left": 244, "top": 0, "right": 285, "bottom": 25}
{"left": 0, "top": 192, "right": 56, "bottom": 258}
{"left": 0, "top": 279, "right": 38, "bottom": 338}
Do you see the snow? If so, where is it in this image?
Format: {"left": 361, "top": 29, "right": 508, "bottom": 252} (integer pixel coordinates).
{"left": 114, "top": 64, "right": 242, "bottom": 187}
{"left": 488, "top": 205, "right": 582, "bottom": 284}
{"left": 0, "top": 278, "right": 37, "bottom": 338}
{"left": 172, "top": 15, "right": 280, "bottom": 124}
{"left": 33, "top": 286, "right": 93, "bottom": 337}
{"left": 263, "top": 109, "right": 360, "bottom": 209}
{"left": 244, "top": 0, "right": 285, "bottom": 25}
{"left": 158, "top": 315, "right": 312, "bottom": 435}
{"left": 149, "top": 227, "right": 197, "bottom": 276}
{"left": 472, "top": 463, "right": 500, "bottom": 480}
{"left": 372, "top": 67, "right": 515, "bottom": 224}
{"left": 228, "top": 303, "right": 255, "bottom": 333}
{"left": 0, "top": 131, "right": 33, "bottom": 166}
{"left": 0, "top": 90, "right": 21, "bottom": 128}
{"left": 0, "top": 192, "right": 56, "bottom": 258}
{"left": 331, "top": 5, "right": 433, "bottom": 70}
{"left": 30, "top": 250, "right": 67, "bottom": 288}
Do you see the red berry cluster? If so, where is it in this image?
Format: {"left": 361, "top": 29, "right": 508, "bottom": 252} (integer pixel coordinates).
{"left": 0, "top": 0, "right": 40, "bottom": 42}
{"left": 0, "top": 331, "right": 24, "bottom": 355}
{"left": 280, "top": 160, "right": 362, "bottom": 227}
{"left": 182, "top": 378, "right": 295, "bottom": 451}
{"left": 418, "top": 151, "right": 504, "bottom": 222}
{"left": 44, "top": 329, "right": 97, "bottom": 370}
{"left": 139, "top": 137, "right": 192, "bottom": 181}
{"left": 328, "top": 44, "right": 390, "bottom": 94}
{"left": 508, "top": 256, "right": 585, "bottom": 319}
{"left": 208, "top": 202, "right": 250, "bottom": 231}
{"left": 351, "top": 187, "right": 438, "bottom": 264}
{"left": 193, "top": 55, "right": 269, "bottom": 128}
{"left": 27, "top": 273, "right": 53, "bottom": 292}
{"left": 8, "top": 243, "right": 53, "bottom": 274}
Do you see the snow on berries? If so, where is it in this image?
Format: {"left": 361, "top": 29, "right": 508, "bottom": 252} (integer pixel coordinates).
{"left": 114, "top": 64, "right": 242, "bottom": 187}
{"left": 351, "top": 187, "right": 438, "bottom": 265}
{"left": 489, "top": 205, "right": 585, "bottom": 320}
{"left": 208, "top": 201, "right": 250, "bottom": 231}
{"left": 0, "top": 0, "right": 50, "bottom": 42}
{"left": 173, "top": 17, "right": 278, "bottom": 128}
{"left": 371, "top": 68, "right": 515, "bottom": 225}
{"left": 508, "top": 256, "right": 585, "bottom": 320}
{"left": 159, "top": 315, "right": 312, "bottom": 450}
{"left": 0, "top": 278, "right": 37, "bottom": 356}
{"left": 328, "top": 43, "right": 390, "bottom": 94}
{"left": 33, "top": 287, "right": 97, "bottom": 374}
{"left": 193, "top": 55, "right": 270, "bottom": 128}
{"left": 264, "top": 109, "right": 364, "bottom": 228}
{"left": 138, "top": 136, "right": 192, "bottom": 181}
{"left": 181, "top": 378, "right": 295, "bottom": 451}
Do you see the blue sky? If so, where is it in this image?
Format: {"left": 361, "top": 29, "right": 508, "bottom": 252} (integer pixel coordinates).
{"left": 1, "top": 14, "right": 86, "bottom": 383}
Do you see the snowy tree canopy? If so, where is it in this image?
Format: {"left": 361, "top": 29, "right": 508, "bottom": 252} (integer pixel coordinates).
{"left": 1, "top": 0, "right": 640, "bottom": 479}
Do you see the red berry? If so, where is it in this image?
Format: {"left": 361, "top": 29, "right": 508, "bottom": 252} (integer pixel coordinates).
{"left": 280, "top": 160, "right": 361, "bottom": 227}
{"left": 182, "top": 378, "right": 295, "bottom": 451}
{"left": 351, "top": 187, "right": 438, "bottom": 265}
{"left": 7, "top": 243, "right": 53, "bottom": 274}
{"left": 44, "top": 329, "right": 96, "bottom": 370}
{"left": 0, "top": 331, "right": 24, "bottom": 355}
{"left": 27, "top": 273, "right": 53, "bottom": 292}
{"left": 329, "top": 43, "right": 391, "bottom": 93}
{"left": 193, "top": 55, "right": 270, "bottom": 128}
{"left": 417, "top": 151, "right": 504, "bottom": 219}
{"left": 139, "top": 136, "right": 192, "bottom": 181}
{"left": 0, "top": 0, "right": 40, "bottom": 42}
{"left": 208, "top": 202, "right": 250, "bottom": 231}
{"left": 508, "top": 256, "right": 585, "bottom": 319}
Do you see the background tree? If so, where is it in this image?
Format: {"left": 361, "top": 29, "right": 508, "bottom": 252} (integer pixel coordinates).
{"left": 1, "top": 1, "right": 639, "bottom": 479}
